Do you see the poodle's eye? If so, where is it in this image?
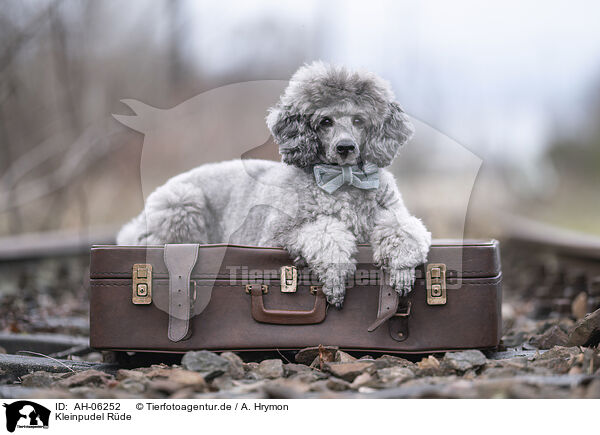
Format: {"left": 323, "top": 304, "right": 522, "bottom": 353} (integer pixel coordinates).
{"left": 352, "top": 116, "right": 364, "bottom": 127}
{"left": 319, "top": 117, "right": 333, "bottom": 128}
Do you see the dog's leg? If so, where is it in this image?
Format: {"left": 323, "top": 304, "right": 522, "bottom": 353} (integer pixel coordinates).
{"left": 371, "top": 205, "right": 431, "bottom": 297}
{"left": 123, "top": 180, "right": 210, "bottom": 244}
{"left": 280, "top": 216, "right": 356, "bottom": 308}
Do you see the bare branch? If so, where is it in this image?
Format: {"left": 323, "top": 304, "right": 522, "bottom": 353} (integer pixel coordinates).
{"left": 0, "top": 0, "right": 63, "bottom": 76}
{"left": 0, "top": 120, "right": 124, "bottom": 212}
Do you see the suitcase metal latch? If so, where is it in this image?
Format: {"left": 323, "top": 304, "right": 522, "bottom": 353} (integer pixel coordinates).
{"left": 132, "top": 263, "right": 152, "bottom": 304}
{"left": 426, "top": 263, "right": 447, "bottom": 305}
{"left": 280, "top": 266, "right": 298, "bottom": 293}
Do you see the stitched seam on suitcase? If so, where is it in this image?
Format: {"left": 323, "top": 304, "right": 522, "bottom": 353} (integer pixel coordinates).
{"left": 91, "top": 283, "right": 252, "bottom": 287}
{"left": 92, "top": 271, "right": 500, "bottom": 279}
{"left": 90, "top": 282, "right": 501, "bottom": 287}
{"left": 92, "top": 272, "right": 219, "bottom": 276}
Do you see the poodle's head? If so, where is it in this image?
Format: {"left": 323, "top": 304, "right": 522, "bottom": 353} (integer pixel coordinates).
{"left": 266, "top": 61, "right": 414, "bottom": 168}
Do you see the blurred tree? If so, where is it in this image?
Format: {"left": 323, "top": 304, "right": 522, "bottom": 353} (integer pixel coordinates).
{"left": 546, "top": 80, "right": 600, "bottom": 184}
{"left": 0, "top": 0, "right": 318, "bottom": 237}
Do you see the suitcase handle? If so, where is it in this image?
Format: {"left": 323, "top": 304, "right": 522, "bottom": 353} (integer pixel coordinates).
{"left": 248, "top": 285, "right": 327, "bottom": 325}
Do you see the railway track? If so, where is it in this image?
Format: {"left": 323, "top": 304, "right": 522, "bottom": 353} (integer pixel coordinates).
{"left": 501, "top": 215, "right": 600, "bottom": 318}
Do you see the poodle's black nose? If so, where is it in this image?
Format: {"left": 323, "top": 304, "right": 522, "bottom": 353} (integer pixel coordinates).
{"left": 336, "top": 140, "right": 357, "bottom": 155}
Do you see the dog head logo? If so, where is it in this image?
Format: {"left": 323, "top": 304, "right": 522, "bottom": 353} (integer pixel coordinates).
{"left": 3, "top": 401, "right": 50, "bottom": 432}
{"left": 112, "top": 80, "right": 288, "bottom": 200}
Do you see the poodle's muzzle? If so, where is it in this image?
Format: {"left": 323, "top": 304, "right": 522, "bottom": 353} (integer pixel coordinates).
{"left": 318, "top": 114, "right": 365, "bottom": 166}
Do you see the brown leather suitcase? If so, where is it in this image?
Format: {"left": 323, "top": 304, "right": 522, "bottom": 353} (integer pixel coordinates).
{"left": 89, "top": 240, "right": 501, "bottom": 354}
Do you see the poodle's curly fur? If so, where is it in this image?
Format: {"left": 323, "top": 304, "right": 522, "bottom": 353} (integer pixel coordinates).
{"left": 117, "top": 62, "right": 431, "bottom": 307}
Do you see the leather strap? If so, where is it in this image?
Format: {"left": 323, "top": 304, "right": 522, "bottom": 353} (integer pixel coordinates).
{"left": 367, "top": 280, "right": 400, "bottom": 332}
{"left": 164, "top": 244, "right": 199, "bottom": 342}
{"left": 388, "top": 300, "right": 411, "bottom": 342}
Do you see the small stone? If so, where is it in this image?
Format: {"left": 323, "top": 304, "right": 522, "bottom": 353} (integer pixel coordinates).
{"left": 531, "top": 346, "right": 582, "bottom": 374}
{"left": 374, "top": 355, "right": 415, "bottom": 370}
{"left": 488, "top": 357, "right": 528, "bottom": 371}
{"left": 116, "top": 378, "right": 146, "bottom": 394}
{"left": 168, "top": 369, "right": 207, "bottom": 390}
{"left": 351, "top": 372, "right": 375, "bottom": 389}
{"left": 325, "top": 361, "right": 375, "bottom": 382}
{"left": 325, "top": 377, "right": 352, "bottom": 391}
{"left": 335, "top": 350, "right": 357, "bottom": 363}
{"left": 567, "top": 308, "right": 600, "bottom": 347}
{"left": 137, "top": 363, "right": 169, "bottom": 374}
{"left": 83, "top": 352, "right": 103, "bottom": 363}
{"left": 358, "top": 386, "right": 377, "bottom": 394}
{"left": 416, "top": 355, "right": 441, "bottom": 376}
{"left": 21, "top": 371, "right": 69, "bottom": 388}
{"left": 143, "top": 367, "right": 174, "bottom": 379}
{"left": 283, "top": 363, "right": 311, "bottom": 377}
{"left": 463, "top": 369, "right": 478, "bottom": 380}
{"left": 376, "top": 366, "right": 415, "bottom": 386}
{"left": 530, "top": 325, "right": 569, "bottom": 349}
{"left": 263, "top": 378, "right": 311, "bottom": 397}
{"left": 295, "top": 346, "right": 338, "bottom": 365}
{"left": 571, "top": 292, "right": 588, "bottom": 320}
{"left": 308, "top": 380, "right": 333, "bottom": 393}
{"left": 258, "top": 359, "right": 284, "bottom": 379}
{"left": 116, "top": 369, "right": 145, "bottom": 381}
{"left": 243, "top": 362, "right": 263, "bottom": 381}
{"left": 181, "top": 350, "right": 229, "bottom": 380}
{"left": 220, "top": 352, "right": 244, "bottom": 380}
{"left": 536, "top": 318, "right": 574, "bottom": 335}
{"left": 210, "top": 374, "right": 235, "bottom": 391}
{"left": 289, "top": 370, "right": 328, "bottom": 383}
{"left": 442, "top": 350, "right": 487, "bottom": 372}
{"left": 57, "top": 370, "right": 114, "bottom": 389}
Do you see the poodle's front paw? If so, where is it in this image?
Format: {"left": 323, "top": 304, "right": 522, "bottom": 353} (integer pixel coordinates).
{"left": 388, "top": 267, "right": 416, "bottom": 297}
{"left": 321, "top": 283, "right": 346, "bottom": 309}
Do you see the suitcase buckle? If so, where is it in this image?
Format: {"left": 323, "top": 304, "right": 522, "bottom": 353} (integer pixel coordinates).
{"left": 132, "top": 264, "right": 152, "bottom": 304}
{"left": 393, "top": 300, "right": 412, "bottom": 317}
{"left": 390, "top": 300, "right": 411, "bottom": 341}
{"left": 246, "top": 284, "right": 268, "bottom": 295}
{"left": 426, "top": 263, "right": 447, "bottom": 305}
{"left": 280, "top": 266, "right": 298, "bottom": 293}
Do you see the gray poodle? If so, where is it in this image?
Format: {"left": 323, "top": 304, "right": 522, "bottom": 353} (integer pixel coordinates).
{"left": 117, "top": 61, "right": 431, "bottom": 307}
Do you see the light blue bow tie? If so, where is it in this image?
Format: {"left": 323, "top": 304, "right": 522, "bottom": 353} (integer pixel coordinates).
{"left": 313, "top": 162, "right": 380, "bottom": 194}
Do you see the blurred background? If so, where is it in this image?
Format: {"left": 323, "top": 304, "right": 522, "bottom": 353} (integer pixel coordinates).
{"left": 1, "top": 0, "right": 599, "bottom": 239}
{"left": 1, "top": 0, "right": 600, "bottom": 378}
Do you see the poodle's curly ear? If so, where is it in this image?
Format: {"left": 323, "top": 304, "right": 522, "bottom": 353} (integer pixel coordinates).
{"left": 266, "top": 105, "right": 321, "bottom": 168}
{"left": 364, "top": 102, "right": 414, "bottom": 167}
